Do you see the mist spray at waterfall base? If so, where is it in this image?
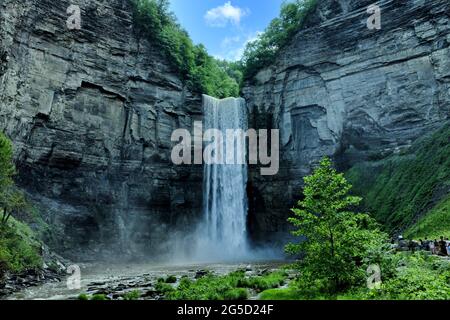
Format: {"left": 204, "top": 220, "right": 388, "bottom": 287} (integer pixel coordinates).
{"left": 108, "top": 95, "right": 283, "bottom": 264}
{"left": 194, "top": 95, "right": 250, "bottom": 261}
{"left": 180, "top": 95, "right": 278, "bottom": 263}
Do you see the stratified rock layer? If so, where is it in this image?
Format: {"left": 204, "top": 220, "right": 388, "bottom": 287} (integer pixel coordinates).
{"left": 1, "top": 0, "right": 449, "bottom": 257}
{"left": 243, "top": 0, "right": 450, "bottom": 243}
{"left": 0, "top": 0, "right": 202, "bottom": 259}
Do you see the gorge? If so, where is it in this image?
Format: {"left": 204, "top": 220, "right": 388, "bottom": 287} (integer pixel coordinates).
{"left": 0, "top": 0, "right": 449, "bottom": 269}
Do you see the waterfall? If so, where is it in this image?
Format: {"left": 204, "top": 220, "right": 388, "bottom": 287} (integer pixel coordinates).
{"left": 199, "top": 94, "right": 249, "bottom": 260}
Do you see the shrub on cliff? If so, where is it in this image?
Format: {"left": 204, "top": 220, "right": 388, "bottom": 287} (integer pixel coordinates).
{"left": 0, "top": 218, "right": 42, "bottom": 276}
{"left": 241, "top": 0, "right": 318, "bottom": 80}
{"left": 286, "top": 157, "right": 387, "bottom": 292}
{"left": 0, "top": 133, "right": 42, "bottom": 277}
{"left": 131, "top": 0, "right": 239, "bottom": 98}
{"left": 0, "top": 133, "right": 14, "bottom": 196}
{"left": 0, "top": 133, "right": 29, "bottom": 225}
{"left": 0, "top": 133, "right": 15, "bottom": 225}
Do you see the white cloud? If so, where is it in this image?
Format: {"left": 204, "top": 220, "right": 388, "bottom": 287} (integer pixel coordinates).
{"left": 218, "top": 31, "right": 262, "bottom": 61}
{"left": 220, "top": 35, "right": 241, "bottom": 49}
{"left": 204, "top": 2, "right": 249, "bottom": 27}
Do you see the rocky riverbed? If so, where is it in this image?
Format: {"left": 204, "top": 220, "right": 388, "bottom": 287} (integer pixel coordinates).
{"left": 0, "top": 246, "right": 68, "bottom": 298}
{"left": 5, "top": 261, "right": 287, "bottom": 300}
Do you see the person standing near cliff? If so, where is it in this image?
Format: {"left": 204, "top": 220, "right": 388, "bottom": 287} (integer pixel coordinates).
{"left": 438, "top": 237, "right": 448, "bottom": 256}
{"left": 430, "top": 240, "right": 436, "bottom": 254}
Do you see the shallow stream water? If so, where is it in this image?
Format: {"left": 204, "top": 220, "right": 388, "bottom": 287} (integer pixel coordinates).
{"left": 7, "top": 260, "right": 286, "bottom": 300}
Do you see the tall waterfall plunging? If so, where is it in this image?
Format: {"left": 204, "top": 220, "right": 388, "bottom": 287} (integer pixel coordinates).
{"left": 199, "top": 95, "right": 249, "bottom": 260}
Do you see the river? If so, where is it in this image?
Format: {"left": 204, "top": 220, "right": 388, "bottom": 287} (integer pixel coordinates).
{"left": 7, "top": 260, "right": 287, "bottom": 300}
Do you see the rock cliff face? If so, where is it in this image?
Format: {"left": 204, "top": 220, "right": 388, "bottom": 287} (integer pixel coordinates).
{"left": 243, "top": 0, "right": 450, "bottom": 243}
{"left": 0, "top": 0, "right": 203, "bottom": 259}
{"left": 2, "top": 0, "right": 450, "bottom": 258}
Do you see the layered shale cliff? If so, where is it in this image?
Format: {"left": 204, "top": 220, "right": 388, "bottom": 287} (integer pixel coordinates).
{"left": 0, "top": 0, "right": 203, "bottom": 259}
{"left": 1, "top": 0, "right": 449, "bottom": 259}
{"left": 244, "top": 0, "right": 450, "bottom": 243}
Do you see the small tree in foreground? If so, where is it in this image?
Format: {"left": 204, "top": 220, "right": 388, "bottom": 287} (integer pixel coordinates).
{"left": 286, "top": 158, "right": 387, "bottom": 292}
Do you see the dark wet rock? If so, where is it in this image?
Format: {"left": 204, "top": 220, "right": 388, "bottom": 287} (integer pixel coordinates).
{"left": 195, "top": 270, "right": 209, "bottom": 279}
{"left": 141, "top": 289, "right": 158, "bottom": 298}
{"left": 0, "top": 268, "right": 63, "bottom": 297}
{"left": 258, "top": 269, "right": 270, "bottom": 276}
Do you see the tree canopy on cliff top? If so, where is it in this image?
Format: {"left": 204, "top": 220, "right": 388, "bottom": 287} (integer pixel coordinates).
{"left": 132, "top": 0, "right": 241, "bottom": 99}
{"left": 132, "top": 0, "right": 319, "bottom": 95}
{"left": 241, "top": 0, "right": 318, "bottom": 80}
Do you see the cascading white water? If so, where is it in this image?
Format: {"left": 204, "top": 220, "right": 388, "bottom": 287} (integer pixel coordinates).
{"left": 199, "top": 94, "right": 249, "bottom": 260}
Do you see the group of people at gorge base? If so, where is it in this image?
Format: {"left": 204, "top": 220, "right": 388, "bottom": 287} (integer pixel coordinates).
{"left": 399, "top": 236, "right": 450, "bottom": 256}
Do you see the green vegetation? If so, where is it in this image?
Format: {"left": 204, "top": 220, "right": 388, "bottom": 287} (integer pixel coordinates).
{"left": 286, "top": 157, "right": 387, "bottom": 292}
{"left": 259, "top": 288, "right": 300, "bottom": 300}
{"left": 405, "top": 196, "right": 450, "bottom": 240}
{"left": 362, "top": 252, "right": 450, "bottom": 300}
{"left": 164, "top": 275, "right": 177, "bottom": 283}
{"left": 77, "top": 293, "right": 110, "bottom": 301}
{"left": 161, "top": 271, "right": 286, "bottom": 300}
{"left": 338, "top": 252, "right": 450, "bottom": 300}
{"left": 237, "top": 271, "right": 287, "bottom": 291}
{"left": 260, "top": 252, "right": 450, "bottom": 300}
{"left": 164, "top": 271, "right": 245, "bottom": 300}
{"left": 1, "top": 188, "right": 28, "bottom": 225}
{"left": 91, "top": 294, "right": 108, "bottom": 301}
{"left": 0, "top": 132, "right": 25, "bottom": 226}
{"left": 266, "top": 156, "right": 449, "bottom": 300}
{"left": 0, "top": 217, "right": 42, "bottom": 275}
{"left": 222, "top": 288, "right": 249, "bottom": 300}
{"left": 0, "top": 132, "right": 42, "bottom": 277}
{"left": 347, "top": 125, "right": 450, "bottom": 234}
{"left": 155, "top": 281, "right": 175, "bottom": 294}
{"left": 241, "top": 0, "right": 318, "bottom": 80}
{"left": 132, "top": 0, "right": 320, "bottom": 94}
{"left": 123, "top": 290, "right": 142, "bottom": 300}
{"left": 132, "top": 0, "right": 240, "bottom": 98}
{"left": 0, "top": 133, "right": 15, "bottom": 192}
{"left": 78, "top": 293, "right": 89, "bottom": 300}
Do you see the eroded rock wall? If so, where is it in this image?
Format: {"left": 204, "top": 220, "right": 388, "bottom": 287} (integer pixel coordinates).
{"left": 0, "top": 0, "right": 203, "bottom": 259}
{"left": 243, "top": 0, "right": 450, "bottom": 243}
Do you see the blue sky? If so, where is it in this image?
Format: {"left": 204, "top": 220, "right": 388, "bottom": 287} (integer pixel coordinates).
{"left": 170, "top": 0, "right": 285, "bottom": 61}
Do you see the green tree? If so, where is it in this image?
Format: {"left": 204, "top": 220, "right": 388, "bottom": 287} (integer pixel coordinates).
{"left": 0, "top": 133, "right": 15, "bottom": 224}
{"left": 241, "top": 0, "right": 318, "bottom": 80}
{"left": 0, "top": 134, "right": 41, "bottom": 276}
{"left": 1, "top": 187, "right": 28, "bottom": 224}
{"left": 0, "top": 132, "right": 14, "bottom": 192}
{"left": 0, "top": 133, "right": 28, "bottom": 225}
{"left": 132, "top": 0, "right": 239, "bottom": 98}
{"left": 286, "top": 158, "right": 387, "bottom": 292}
